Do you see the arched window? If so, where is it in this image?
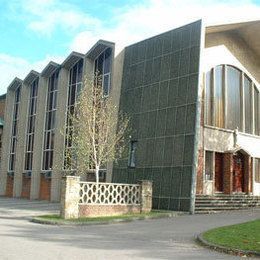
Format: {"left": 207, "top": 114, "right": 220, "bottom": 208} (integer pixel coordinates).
{"left": 205, "top": 65, "right": 259, "bottom": 135}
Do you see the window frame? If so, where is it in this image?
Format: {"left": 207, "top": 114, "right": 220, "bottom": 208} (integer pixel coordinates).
{"left": 63, "top": 59, "right": 83, "bottom": 171}
{"left": 8, "top": 86, "right": 21, "bottom": 172}
{"left": 204, "top": 65, "right": 260, "bottom": 136}
{"left": 24, "top": 78, "right": 38, "bottom": 171}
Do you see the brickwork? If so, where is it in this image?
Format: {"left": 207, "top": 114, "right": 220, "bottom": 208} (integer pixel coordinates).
{"left": 196, "top": 149, "right": 204, "bottom": 194}
{"left": 39, "top": 176, "right": 51, "bottom": 201}
{"left": 79, "top": 204, "right": 140, "bottom": 217}
{"left": 223, "top": 153, "right": 233, "bottom": 194}
{"left": 21, "top": 176, "right": 31, "bottom": 198}
{"left": 243, "top": 155, "right": 253, "bottom": 194}
{"left": 5, "top": 176, "right": 13, "bottom": 197}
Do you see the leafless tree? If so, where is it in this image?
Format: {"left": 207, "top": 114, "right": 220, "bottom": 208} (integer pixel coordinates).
{"left": 64, "top": 77, "right": 129, "bottom": 184}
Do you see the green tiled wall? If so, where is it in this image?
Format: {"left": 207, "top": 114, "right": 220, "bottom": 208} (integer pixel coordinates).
{"left": 113, "top": 20, "right": 202, "bottom": 211}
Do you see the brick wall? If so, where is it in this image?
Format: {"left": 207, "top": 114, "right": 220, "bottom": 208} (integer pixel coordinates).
{"left": 243, "top": 155, "right": 252, "bottom": 194}
{"left": 21, "top": 176, "right": 31, "bottom": 198}
{"left": 39, "top": 176, "right": 51, "bottom": 200}
{"left": 79, "top": 204, "right": 141, "bottom": 218}
{"left": 5, "top": 176, "right": 13, "bottom": 197}
{"left": 196, "top": 149, "right": 204, "bottom": 194}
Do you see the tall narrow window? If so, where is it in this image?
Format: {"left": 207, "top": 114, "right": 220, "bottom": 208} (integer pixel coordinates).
{"left": 214, "top": 66, "right": 224, "bottom": 128}
{"left": 128, "top": 141, "right": 137, "bottom": 168}
{"left": 244, "top": 76, "right": 252, "bottom": 134}
{"left": 42, "top": 70, "right": 59, "bottom": 171}
{"left": 64, "top": 59, "right": 83, "bottom": 170}
{"left": 94, "top": 48, "right": 112, "bottom": 96}
{"left": 24, "top": 79, "right": 38, "bottom": 171}
{"left": 205, "top": 151, "right": 213, "bottom": 181}
{"left": 9, "top": 86, "right": 21, "bottom": 172}
{"left": 254, "top": 86, "right": 259, "bottom": 135}
{"left": 226, "top": 66, "right": 241, "bottom": 130}
{"left": 205, "top": 71, "right": 213, "bottom": 125}
{"left": 255, "top": 158, "right": 260, "bottom": 183}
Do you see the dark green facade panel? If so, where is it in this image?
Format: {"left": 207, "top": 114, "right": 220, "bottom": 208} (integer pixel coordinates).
{"left": 113, "top": 20, "right": 202, "bottom": 212}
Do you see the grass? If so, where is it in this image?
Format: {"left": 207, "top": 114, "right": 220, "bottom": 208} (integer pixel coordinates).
{"left": 203, "top": 219, "right": 260, "bottom": 253}
{"left": 35, "top": 210, "right": 176, "bottom": 224}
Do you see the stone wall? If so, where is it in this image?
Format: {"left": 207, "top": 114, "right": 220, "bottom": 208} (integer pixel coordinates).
{"left": 60, "top": 176, "right": 153, "bottom": 219}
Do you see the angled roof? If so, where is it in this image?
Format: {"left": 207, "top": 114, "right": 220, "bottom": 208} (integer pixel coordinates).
{"left": 86, "top": 40, "right": 115, "bottom": 60}
{"left": 62, "top": 51, "right": 84, "bottom": 69}
{"left": 7, "top": 77, "right": 23, "bottom": 91}
{"left": 41, "top": 61, "right": 60, "bottom": 78}
{"left": 206, "top": 20, "right": 260, "bottom": 58}
{"left": 23, "top": 70, "right": 39, "bottom": 86}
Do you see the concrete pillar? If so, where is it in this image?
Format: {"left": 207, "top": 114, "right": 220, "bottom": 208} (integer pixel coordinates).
{"left": 0, "top": 91, "right": 14, "bottom": 195}
{"left": 139, "top": 180, "right": 153, "bottom": 213}
{"left": 51, "top": 68, "right": 69, "bottom": 201}
{"left": 13, "top": 83, "right": 30, "bottom": 197}
{"left": 60, "top": 176, "right": 80, "bottom": 219}
{"left": 30, "top": 76, "right": 48, "bottom": 199}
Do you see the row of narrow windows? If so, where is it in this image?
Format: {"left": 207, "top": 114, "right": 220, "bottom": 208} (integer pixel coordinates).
{"left": 205, "top": 65, "right": 260, "bottom": 135}
{"left": 8, "top": 47, "right": 112, "bottom": 173}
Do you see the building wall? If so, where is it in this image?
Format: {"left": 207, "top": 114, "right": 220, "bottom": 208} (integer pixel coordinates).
{"left": 199, "top": 29, "right": 260, "bottom": 195}
{"left": 0, "top": 90, "right": 16, "bottom": 195}
{"left": 112, "top": 21, "right": 202, "bottom": 212}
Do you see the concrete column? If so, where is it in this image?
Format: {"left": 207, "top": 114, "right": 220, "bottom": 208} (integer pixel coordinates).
{"left": 51, "top": 68, "right": 69, "bottom": 201}
{"left": 107, "top": 49, "right": 125, "bottom": 182}
{"left": 30, "top": 76, "right": 48, "bottom": 199}
{"left": 60, "top": 176, "right": 80, "bottom": 219}
{"left": 13, "top": 84, "right": 30, "bottom": 197}
{"left": 138, "top": 180, "right": 152, "bottom": 213}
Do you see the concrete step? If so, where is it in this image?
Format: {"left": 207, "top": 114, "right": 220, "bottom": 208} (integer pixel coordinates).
{"left": 195, "top": 195, "right": 260, "bottom": 214}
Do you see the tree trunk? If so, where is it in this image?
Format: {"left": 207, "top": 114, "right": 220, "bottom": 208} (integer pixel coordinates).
{"left": 95, "top": 166, "right": 100, "bottom": 185}
{"left": 95, "top": 166, "right": 100, "bottom": 202}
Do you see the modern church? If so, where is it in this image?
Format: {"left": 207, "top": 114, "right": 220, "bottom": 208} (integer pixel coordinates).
{"left": 0, "top": 19, "right": 259, "bottom": 213}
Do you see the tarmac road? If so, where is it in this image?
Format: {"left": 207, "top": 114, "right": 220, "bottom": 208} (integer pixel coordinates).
{"left": 0, "top": 197, "right": 259, "bottom": 260}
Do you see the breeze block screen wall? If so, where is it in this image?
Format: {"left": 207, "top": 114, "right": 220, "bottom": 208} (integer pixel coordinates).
{"left": 112, "top": 20, "right": 202, "bottom": 211}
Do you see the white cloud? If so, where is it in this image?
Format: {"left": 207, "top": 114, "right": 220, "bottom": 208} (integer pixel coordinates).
{"left": 10, "top": 0, "right": 101, "bottom": 36}
{"left": 0, "top": 54, "right": 64, "bottom": 94}
{"left": 70, "top": 0, "right": 260, "bottom": 55}
{"left": 1, "top": 0, "right": 260, "bottom": 92}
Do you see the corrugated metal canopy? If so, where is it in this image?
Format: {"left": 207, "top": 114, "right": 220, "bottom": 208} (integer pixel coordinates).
{"left": 86, "top": 40, "right": 115, "bottom": 60}
{"left": 62, "top": 52, "right": 84, "bottom": 69}
{"left": 41, "top": 61, "right": 60, "bottom": 78}
{"left": 23, "top": 70, "right": 39, "bottom": 85}
{"left": 7, "top": 77, "right": 23, "bottom": 91}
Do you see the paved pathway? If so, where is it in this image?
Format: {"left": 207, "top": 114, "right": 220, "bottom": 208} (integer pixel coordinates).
{"left": 0, "top": 197, "right": 259, "bottom": 260}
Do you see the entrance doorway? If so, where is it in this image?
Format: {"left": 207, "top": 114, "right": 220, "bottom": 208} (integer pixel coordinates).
{"left": 233, "top": 152, "right": 244, "bottom": 193}
{"left": 215, "top": 152, "right": 224, "bottom": 192}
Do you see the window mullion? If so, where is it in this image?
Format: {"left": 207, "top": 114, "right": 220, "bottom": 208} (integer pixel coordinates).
{"left": 241, "top": 72, "right": 245, "bottom": 132}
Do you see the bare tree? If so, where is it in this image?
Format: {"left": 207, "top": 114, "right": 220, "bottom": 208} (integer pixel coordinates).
{"left": 64, "top": 77, "right": 129, "bottom": 184}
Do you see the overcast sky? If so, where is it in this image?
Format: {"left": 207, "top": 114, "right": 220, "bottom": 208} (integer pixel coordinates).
{"left": 0, "top": 0, "right": 259, "bottom": 94}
